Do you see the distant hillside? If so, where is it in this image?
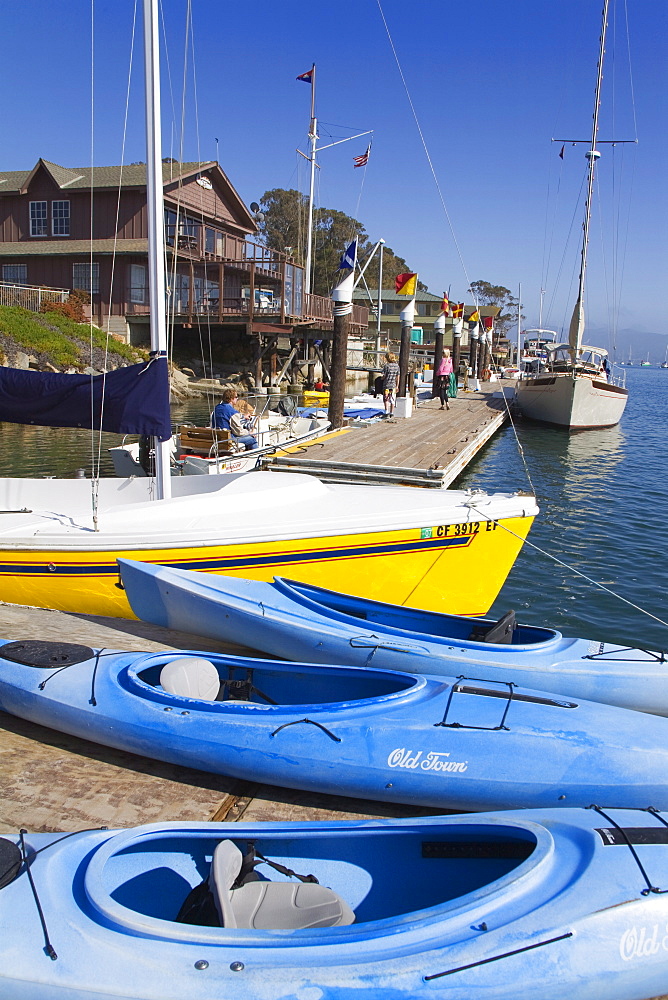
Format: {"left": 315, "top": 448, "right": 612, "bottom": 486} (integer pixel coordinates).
{"left": 610, "top": 328, "right": 668, "bottom": 365}
{"left": 0, "top": 306, "right": 147, "bottom": 372}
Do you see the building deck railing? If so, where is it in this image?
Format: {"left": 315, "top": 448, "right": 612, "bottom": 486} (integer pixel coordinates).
{"left": 128, "top": 291, "right": 369, "bottom": 333}
{"left": 0, "top": 282, "right": 69, "bottom": 312}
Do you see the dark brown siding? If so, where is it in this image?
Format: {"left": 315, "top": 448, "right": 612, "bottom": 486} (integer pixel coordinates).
{"left": 165, "top": 176, "right": 251, "bottom": 234}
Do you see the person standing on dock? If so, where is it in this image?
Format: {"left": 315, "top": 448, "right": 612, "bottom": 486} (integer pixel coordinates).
{"left": 436, "top": 349, "right": 454, "bottom": 410}
{"left": 381, "top": 352, "right": 400, "bottom": 416}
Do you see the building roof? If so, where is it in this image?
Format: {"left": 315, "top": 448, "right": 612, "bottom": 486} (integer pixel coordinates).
{"left": 353, "top": 288, "right": 443, "bottom": 303}
{"left": 0, "top": 239, "right": 147, "bottom": 256}
{"left": 0, "top": 158, "right": 258, "bottom": 235}
{"left": 0, "top": 159, "right": 216, "bottom": 193}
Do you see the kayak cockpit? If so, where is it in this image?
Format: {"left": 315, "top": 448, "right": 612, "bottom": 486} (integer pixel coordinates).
{"left": 277, "top": 579, "right": 560, "bottom": 647}
{"left": 84, "top": 822, "right": 544, "bottom": 937}
{"left": 125, "top": 651, "right": 424, "bottom": 710}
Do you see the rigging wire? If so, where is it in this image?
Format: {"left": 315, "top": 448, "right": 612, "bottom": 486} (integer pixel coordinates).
{"left": 543, "top": 170, "right": 588, "bottom": 335}
{"left": 101, "top": 0, "right": 139, "bottom": 499}
{"left": 188, "top": 0, "right": 221, "bottom": 417}
{"left": 375, "top": 0, "right": 473, "bottom": 296}
{"left": 350, "top": 142, "right": 371, "bottom": 242}
{"left": 598, "top": 0, "right": 638, "bottom": 357}
{"left": 88, "top": 0, "right": 98, "bottom": 526}
{"left": 467, "top": 503, "right": 668, "bottom": 632}
{"left": 539, "top": 151, "right": 564, "bottom": 328}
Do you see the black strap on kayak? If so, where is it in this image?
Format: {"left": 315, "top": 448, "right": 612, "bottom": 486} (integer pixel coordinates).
{"left": 583, "top": 645, "right": 667, "bottom": 663}
{"left": 35, "top": 648, "right": 112, "bottom": 707}
{"left": 233, "top": 843, "right": 319, "bottom": 888}
{"left": 18, "top": 830, "right": 57, "bottom": 961}
{"left": 435, "top": 676, "right": 515, "bottom": 731}
{"left": 434, "top": 675, "right": 578, "bottom": 730}
{"left": 218, "top": 668, "right": 277, "bottom": 705}
{"left": 588, "top": 805, "right": 668, "bottom": 895}
{"left": 423, "top": 932, "right": 573, "bottom": 981}
{"left": 269, "top": 718, "right": 341, "bottom": 742}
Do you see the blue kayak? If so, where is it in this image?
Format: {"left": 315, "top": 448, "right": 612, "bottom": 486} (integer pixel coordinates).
{"left": 3, "top": 807, "right": 668, "bottom": 999}
{"left": 117, "top": 559, "right": 668, "bottom": 715}
{"left": 3, "top": 639, "right": 668, "bottom": 811}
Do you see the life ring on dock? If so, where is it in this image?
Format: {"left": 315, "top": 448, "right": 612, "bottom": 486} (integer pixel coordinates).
{"left": 482, "top": 368, "right": 491, "bottom": 381}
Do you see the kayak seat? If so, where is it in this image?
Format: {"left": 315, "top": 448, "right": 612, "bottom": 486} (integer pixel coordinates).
{"left": 159, "top": 657, "right": 221, "bottom": 701}
{"left": 209, "top": 840, "right": 355, "bottom": 930}
{"left": 468, "top": 609, "right": 516, "bottom": 644}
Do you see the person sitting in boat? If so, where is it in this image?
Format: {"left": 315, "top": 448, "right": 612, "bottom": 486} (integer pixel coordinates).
{"left": 235, "top": 397, "right": 258, "bottom": 433}
{"left": 211, "top": 389, "right": 258, "bottom": 451}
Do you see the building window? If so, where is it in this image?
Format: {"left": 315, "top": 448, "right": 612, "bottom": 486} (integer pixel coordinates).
{"left": 164, "top": 209, "right": 177, "bottom": 246}
{"left": 205, "top": 227, "right": 224, "bottom": 256}
{"left": 2, "top": 264, "right": 27, "bottom": 284}
{"left": 52, "top": 200, "right": 70, "bottom": 236}
{"left": 174, "top": 273, "right": 190, "bottom": 312}
{"left": 129, "top": 264, "right": 147, "bottom": 304}
{"left": 72, "top": 262, "right": 100, "bottom": 295}
{"left": 29, "top": 201, "right": 48, "bottom": 237}
{"left": 164, "top": 208, "right": 199, "bottom": 250}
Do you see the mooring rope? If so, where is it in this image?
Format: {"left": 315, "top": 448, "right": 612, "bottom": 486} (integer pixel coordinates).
{"left": 467, "top": 501, "right": 668, "bottom": 632}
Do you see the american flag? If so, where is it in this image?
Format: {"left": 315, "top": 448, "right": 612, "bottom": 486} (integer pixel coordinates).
{"left": 353, "top": 145, "right": 370, "bottom": 168}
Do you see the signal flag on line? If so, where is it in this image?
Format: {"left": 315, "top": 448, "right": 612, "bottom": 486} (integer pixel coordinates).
{"left": 338, "top": 240, "right": 357, "bottom": 271}
{"left": 395, "top": 273, "right": 418, "bottom": 296}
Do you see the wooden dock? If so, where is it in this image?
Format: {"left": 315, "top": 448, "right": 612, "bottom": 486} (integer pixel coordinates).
{"left": 271, "top": 381, "right": 514, "bottom": 486}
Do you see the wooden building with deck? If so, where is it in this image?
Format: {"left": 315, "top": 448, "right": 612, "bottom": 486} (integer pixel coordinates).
{"left": 0, "top": 158, "right": 368, "bottom": 385}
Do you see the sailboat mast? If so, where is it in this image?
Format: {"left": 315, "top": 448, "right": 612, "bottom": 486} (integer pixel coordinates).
{"left": 304, "top": 64, "right": 317, "bottom": 296}
{"left": 142, "top": 0, "right": 171, "bottom": 500}
{"left": 569, "top": 0, "right": 609, "bottom": 355}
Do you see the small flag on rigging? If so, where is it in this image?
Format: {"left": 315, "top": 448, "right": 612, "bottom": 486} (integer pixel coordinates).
{"left": 353, "top": 145, "right": 370, "bottom": 168}
{"left": 338, "top": 240, "right": 357, "bottom": 271}
{"left": 468, "top": 310, "right": 480, "bottom": 324}
{"left": 559, "top": 144, "right": 565, "bottom": 159}
{"left": 451, "top": 302, "right": 464, "bottom": 319}
{"left": 296, "top": 68, "right": 314, "bottom": 84}
{"left": 441, "top": 293, "right": 450, "bottom": 316}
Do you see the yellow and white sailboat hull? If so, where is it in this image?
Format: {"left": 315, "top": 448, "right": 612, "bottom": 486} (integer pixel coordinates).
{"left": 0, "top": 472, "right": 537, "bottom": 618}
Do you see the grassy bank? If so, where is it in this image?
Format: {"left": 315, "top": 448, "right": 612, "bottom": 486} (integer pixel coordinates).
{"left": 0, "top": 306, "right": 146, "bottom": 370}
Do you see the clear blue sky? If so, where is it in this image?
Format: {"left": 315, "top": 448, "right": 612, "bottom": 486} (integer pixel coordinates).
{"left": 2, "top": 0, "right": 666, "bottom": 343}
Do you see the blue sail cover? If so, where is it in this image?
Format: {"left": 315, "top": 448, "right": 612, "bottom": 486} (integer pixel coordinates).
{"left": 0, "top": 358, "right": 172, "bottom": 441}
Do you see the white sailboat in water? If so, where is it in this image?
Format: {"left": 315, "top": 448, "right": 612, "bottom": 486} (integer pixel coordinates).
{"left": 516, "top": 0, "right": 629, "bottom": 431}
{"left": 0, "top": 0, "right": 537, "bottom": 618}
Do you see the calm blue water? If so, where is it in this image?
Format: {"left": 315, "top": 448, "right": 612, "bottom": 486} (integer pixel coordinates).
{"left": 457, "top": 368, "right": 668, "bottom": 651}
